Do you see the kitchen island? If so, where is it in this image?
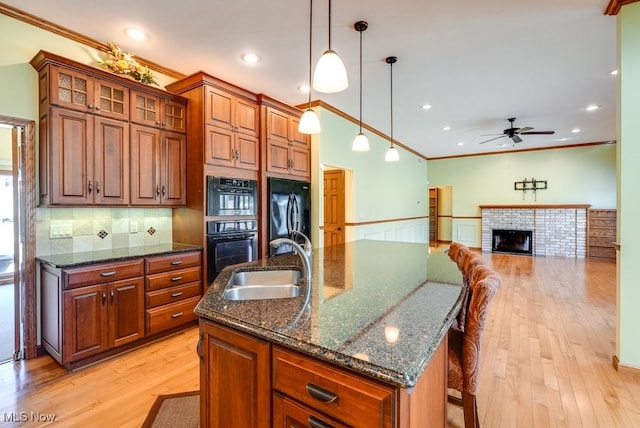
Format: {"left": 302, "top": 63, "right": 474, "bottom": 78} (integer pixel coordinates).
{"left": 195, "top": 239, "right": 464, "bottom": 427}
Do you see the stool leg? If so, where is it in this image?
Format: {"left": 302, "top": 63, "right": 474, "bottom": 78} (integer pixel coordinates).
{"left": 462, "top": 390, "right": 479, "bottom": 428}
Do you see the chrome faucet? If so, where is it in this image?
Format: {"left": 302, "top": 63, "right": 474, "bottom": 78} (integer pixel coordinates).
{"left": 269, "top": 238, "right": 312, "bottom": 287}
{"left": 291, "top": 230, "right": 312, "bottom": 257}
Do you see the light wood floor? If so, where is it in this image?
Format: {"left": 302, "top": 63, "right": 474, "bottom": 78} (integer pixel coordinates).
{"left": 1, "top": 252, "right": 638, "bottom": 427}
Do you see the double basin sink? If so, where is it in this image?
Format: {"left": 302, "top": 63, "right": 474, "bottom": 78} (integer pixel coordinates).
{"left": 222, "top": 269, "right": 301, "bottom": 301}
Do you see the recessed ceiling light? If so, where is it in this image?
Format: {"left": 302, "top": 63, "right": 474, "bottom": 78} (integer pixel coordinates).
{"left": 298, "top": 84, "right": 310, "bottom": 93}
{"left": 558, "top": 137, "right": 570, "bottom": 141}
{"left": 241, "top": 53, "right": 261, "bottom": 64}
{"left": 610, "top": 69, "right": 618, "bottom": 76}
{"left": 586, "top": 104, "right": 600, "bottom": 111}
{"left": 421, "top": 104, "right": 432, "bottom": 110}
{"left": 125, "top": 28, "right": 148, "bottom": 41}
{"left": 457, "top": 142, "right": 464, "bottom": 146}
{"left": 571, "top": 128, "right": 581, "bottom": 133}
{"left": 442, "top": 126, "right": 451, "bottom": 131}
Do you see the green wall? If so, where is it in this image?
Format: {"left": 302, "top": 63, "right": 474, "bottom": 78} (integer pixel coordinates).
{"left": 427, "top": 144, "right": 616, "bottom": 245}
{"left": 617, "top": 2, "right": 640, "bottom": 369}
{"left": 311, "top": 107, "right": 429, "bottom": 247}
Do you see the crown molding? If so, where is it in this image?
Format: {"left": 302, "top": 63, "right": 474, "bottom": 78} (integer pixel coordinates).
{"left": 605, "top": 0, "right": 640, "bottom": 15}
{"left": 0, "top": 2, "right": 185, "bottom": 80}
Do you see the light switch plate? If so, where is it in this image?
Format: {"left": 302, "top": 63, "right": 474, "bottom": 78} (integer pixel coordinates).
{"left": 50, "top": 220, "right": 73, "bottom": 239}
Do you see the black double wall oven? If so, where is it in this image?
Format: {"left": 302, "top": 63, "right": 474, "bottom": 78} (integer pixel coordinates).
{"left": 206, "top": 177, "right": 258, "bottom": 285}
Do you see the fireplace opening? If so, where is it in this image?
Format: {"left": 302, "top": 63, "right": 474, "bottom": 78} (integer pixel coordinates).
{"left": 492, "top": 229, "right": 533, "bottom": 255}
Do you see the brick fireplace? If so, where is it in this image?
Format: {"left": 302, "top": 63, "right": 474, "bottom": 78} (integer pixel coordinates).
{"left": 480, "top": 204, "right": 590, "bottom": 257}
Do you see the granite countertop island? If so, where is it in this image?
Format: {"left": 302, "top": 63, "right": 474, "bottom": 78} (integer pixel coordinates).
{"left": 36, "top": 243, "right": 202, "bottom": 268}
{"left": 195, "top": 239, "right": 464, "bottom": 388}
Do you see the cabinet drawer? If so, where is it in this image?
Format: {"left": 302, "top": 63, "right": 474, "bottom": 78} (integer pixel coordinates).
{"left": 145, "top": 251, "right": 201, "bottom": 274}
{"left": 145, "top": 266, "right": 201, "bottom": 291}
{"left": 272, "top": 347, "right": 394, "bottom": 428}
{"left": 145, "top": 296, "right": 199, "bottom": 335}
{"left": 589, "top": 246, "right": 616, "bottom": 259}
{"left": 63, "top": 259, "right": 144, "bottom": 289}
{"left": 273, "top": 392, "right": 349, "bottom": 428}
{"left": 145, "top": 282, "right": 201, "bottom": 308}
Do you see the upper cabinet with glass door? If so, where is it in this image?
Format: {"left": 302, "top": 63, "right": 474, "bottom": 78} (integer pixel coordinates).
{"left": 46, "top": 65, "right": 130, "bottom": 121}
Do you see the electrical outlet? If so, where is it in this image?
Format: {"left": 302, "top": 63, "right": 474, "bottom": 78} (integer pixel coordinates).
{"left": 130, "top": 221, "right": 138, "bottom": 233}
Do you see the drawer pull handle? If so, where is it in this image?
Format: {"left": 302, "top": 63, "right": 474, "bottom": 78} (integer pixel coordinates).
{"left": 100, "top": 271, "right": 116, "bottom": 277}
{"left": 305, "top": 383, "right": 338, "bottom": 404}
{"left": 308, "top": 416, "right": 335, "bottom": 428}
{"left": 171, "top": 276, "right": 183, "bottom": 282}
{"left": 171, "top": 260, "right": 183, "bottom": 266}
{"left": 171, "top": 312, "right": 183, "bottom": 319}
{"left": 171, "top": 292, "right": 183, "bottom": 298}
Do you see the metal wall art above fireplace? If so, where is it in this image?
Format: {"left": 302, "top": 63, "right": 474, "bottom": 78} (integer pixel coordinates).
{"left": 492, "top": 229, "right": 533, "bottom": 255}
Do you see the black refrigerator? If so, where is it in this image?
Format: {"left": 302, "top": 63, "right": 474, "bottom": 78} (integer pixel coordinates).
{"left": 268, "top": 177, "right": 311, "bottom": 255}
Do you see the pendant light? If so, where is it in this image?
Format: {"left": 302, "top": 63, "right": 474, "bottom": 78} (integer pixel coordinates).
{"left": 385, "top": 56, "right": 400, "bottom": 162}
{"left": 298, "top": 0, "right": 321, "bottom": 134}
{"left": 313, "top": 0, "right": 348, "bottom": 93}
{"left": 352, "top": 21, "right": 369, "bottom": 151}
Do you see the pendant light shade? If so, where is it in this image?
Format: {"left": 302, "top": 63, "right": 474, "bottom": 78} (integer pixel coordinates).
{"left": 313, "top": 0, "right": 348, "bottom": 93}
{"left": 299, "top": 108, "right": 321, "bottom": 134}
{"left": 385, "top": 56, "right": 400, "bottom": 162}
{"left": 352, "top": 20, "right": 369, "bottom": 152}
{"left": 299, "top": 0, "right": 321, "bottom": 134}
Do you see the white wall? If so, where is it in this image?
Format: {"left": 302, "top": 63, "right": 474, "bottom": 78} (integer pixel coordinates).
{"left": 427, "top": 144, "right": 616, "bottom": 247}
{"left": 311, "top": 107, "right": 429, "bottom": 247}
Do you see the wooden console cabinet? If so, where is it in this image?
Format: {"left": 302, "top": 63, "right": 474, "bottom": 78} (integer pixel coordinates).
{"left": 587, "top": 209, "right": 617, "bottom": 259}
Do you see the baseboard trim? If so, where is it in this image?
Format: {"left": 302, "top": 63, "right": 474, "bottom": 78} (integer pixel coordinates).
{"left": 612, "top": 355, "right": 640, "bottom": 374}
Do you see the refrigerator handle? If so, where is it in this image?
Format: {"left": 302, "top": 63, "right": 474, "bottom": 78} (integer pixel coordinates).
{"left": 286, "top": 193, "right": 293, "bottom": 236}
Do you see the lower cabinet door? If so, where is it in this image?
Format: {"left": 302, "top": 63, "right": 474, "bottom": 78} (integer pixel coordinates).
{"left": 63, "top": 284, "right": 109, "bottom": 363}
{"left": 109, "top": 277, "right": 145, "bottom": 347}
{"left": 273, "top": 393, "right": 349, "bottom": 428}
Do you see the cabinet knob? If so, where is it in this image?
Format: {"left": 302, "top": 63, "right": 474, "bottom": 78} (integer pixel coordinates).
{"left": 156, "top": 185, "right": 161, "bottom": 197}
{"left": 161, "top": 185, "right": 166, "bottom": 196}
{"left": 88, "top": 180, "right": 93, "bottom": 194}
{"left": 88, "top": 104, "right": 94, "bottom": 109}
{"left": 96, "top": 181, "right": 101, "bottom": 194}
{"left": 95, "top": 106, "right": 101, "bottom": 111}
{"left": 110, "top": 289, "right": 115, "bottom": 303}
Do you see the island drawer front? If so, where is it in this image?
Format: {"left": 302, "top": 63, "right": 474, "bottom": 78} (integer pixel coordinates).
{"left": 63, "top": 259, "right": 144, "bottom": 289}
{"left": 145, "top": 266, "right": 201, "bottom": 291}
{"left": 273, "top": 392, "right": 350, "bottom": 428}
{"left": 145, "top": 251, "right": 201, "bottom": 275}
{"left": 145, "top": 282, "right": 201, "bottom": 308}
{"left": 145, "top": 296, "right": 199, "bottom": 335}
{"left": 272, "top": 347, "right": 395, "bottom": 428}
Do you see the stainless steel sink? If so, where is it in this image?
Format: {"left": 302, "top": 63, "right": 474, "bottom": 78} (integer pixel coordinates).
{"left": 223, "top": 269, "right": 301, "bottom": 301}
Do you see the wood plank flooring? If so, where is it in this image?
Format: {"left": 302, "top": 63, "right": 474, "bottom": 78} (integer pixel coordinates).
{"left": 0, "top": 251, "right": 638, "bottom": 427}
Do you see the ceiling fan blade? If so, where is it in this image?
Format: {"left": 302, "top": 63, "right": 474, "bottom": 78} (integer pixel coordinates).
{"left": 479, "top": 135, "right": 506, "bottom": 144}
{"left": 511, "top": 135, "right": 523, "bottom": 143}
{"left": 515, "top": 126, "right": 533, "bottom": 134}
{"left": 520, "top": 130, "right": 555, "bottom": 135}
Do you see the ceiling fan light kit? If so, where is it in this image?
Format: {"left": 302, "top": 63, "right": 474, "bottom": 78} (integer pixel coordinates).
{"left": 478, "top": 117, "right": 555, "bottom": 145}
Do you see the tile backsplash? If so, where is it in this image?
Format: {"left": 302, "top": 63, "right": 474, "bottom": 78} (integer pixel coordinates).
{"left": 36, "top": 207, "right": 173, "bottom": 256}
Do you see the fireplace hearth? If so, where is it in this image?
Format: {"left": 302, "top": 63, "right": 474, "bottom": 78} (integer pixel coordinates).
{"left": 492, "top": 229, "right": 533, "bottom": 255}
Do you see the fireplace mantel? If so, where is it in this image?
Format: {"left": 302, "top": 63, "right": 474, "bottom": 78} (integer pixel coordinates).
{"left": 479, "top": 204, "right": 591, "bottom": 209}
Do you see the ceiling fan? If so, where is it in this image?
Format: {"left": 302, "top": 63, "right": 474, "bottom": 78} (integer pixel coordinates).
{"left": 479, "top": 117, "right": 555, "bottom": 145}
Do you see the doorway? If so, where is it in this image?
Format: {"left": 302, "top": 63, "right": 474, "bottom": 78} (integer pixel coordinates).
{"left": 0, "top": 115, "right": 37, "bottom": 362}
{"left": 323, "top": 169, "right": 345, "bottom": 247}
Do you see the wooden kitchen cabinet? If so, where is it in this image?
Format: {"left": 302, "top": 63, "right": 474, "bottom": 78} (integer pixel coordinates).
{"left": 260, "top": 97, "right": 310, "bottom": 181}
{"left": 273, "top": 393, "right": 349, "bottom": 428}
{"left": 31, "top": 50, "right": 187, "bottom": 207}
{"left": 144, "top": 251, "right": 201, "bottom": 335}
{"left": 130, "top": 124, "right": 186, "bottom": 206}
{"left": 198, "top": 320, "right": 271, "bottom": 428}
{"left": 130, "top": 89, "right": 186, "bottom": 133}
{"left": 204, "top": 85, "right": 259, "bottom": 170}
{"left": 41, "top": 259, "right": 145, "bottom": 366}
